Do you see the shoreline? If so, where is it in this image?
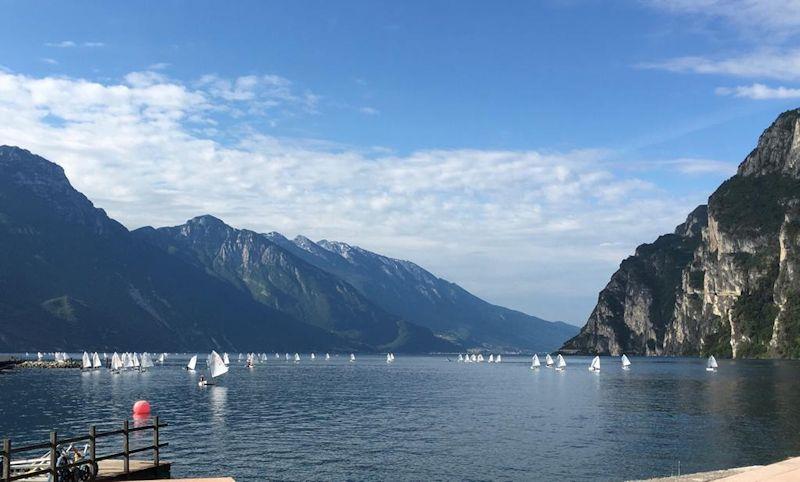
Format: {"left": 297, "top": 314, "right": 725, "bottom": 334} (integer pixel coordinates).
{"left": 635, "top": 457, "right": 800, "bottom": 481}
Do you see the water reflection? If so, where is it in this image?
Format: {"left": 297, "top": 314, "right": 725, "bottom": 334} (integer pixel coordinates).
{"left": 2, "top": 356, "right": 800, "bottom": 481}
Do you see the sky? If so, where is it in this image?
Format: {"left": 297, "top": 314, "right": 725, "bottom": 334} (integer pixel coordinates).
{"left": 1, "top": 0, "right": 799, "bottom": 325}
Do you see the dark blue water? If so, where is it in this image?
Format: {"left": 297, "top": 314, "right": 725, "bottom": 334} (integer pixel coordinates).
{"left": 2, "top": 355, "right": 800, "bottom": 481}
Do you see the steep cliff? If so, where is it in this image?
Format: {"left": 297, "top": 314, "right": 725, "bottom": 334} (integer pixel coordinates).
{"left": 562, "top": 109, "right": 800, "bottom": 358}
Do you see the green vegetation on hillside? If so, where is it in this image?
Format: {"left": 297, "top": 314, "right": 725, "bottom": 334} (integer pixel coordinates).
{"left": 710, "top": 174, "right": 800, "bottom": 236}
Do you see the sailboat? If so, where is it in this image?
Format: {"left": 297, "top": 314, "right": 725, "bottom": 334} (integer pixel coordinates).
{"left": 92, "top": 352, "right": 102, "bottom": 369}
{"left": 37, "top": 352, "right": 43, "bottom": 361}
{"left": 199, "top": 350, "right": 229, "bottom": 386}
{"left": 294, "top": 353, "right": 300, "bottom": 363}
{"left": 81, "top": 352, "right": 92, "bottom": 370}
{"left": 458, "top": 354, "right": 463, "bottom": 362}
{"left": 157, "top": 353, "right": 166, "bottom": 364}
{"left": 470, "top": 354, "right": 477, "bottom": 362}
{"left": 123, "top": 353, "right": 134, "bottom": 370}
{"left": 555, "top": 354, "right": 567, "bottom": 371}
{"left": 531, "top": 354, "right": 540, "bottom": 369}
{"left": 285, "top": 353, "right": 290, "bottom": 361}
{"left": 350, "top": 353, "right": 356, "bottom": 362}
{"left": 246, "top": 353, "right": 255, "bottom": 368}
{"left": 325, "top": 353, "right": 331, "bottom": 360}
{"left": 477, "top": 354, "right": 484, "bottom": 362}
{"left": 545, "top": 354, "right": 554, "bottom": 368}
{"left": 223, "top": 353, "right": 230, "bottom": 366}
{"left": 132, "top": 353, "right": 141, "bottom": 370}
{"left": 140, "top": 352, "right": 154, "bottom": 371}
{"left": 588, "top": 355, "right": 600, "bottom": 372}
{"left": 386, "top": 353, "right": 393, "bottom": 364}
{"left": 186, "top": 354, "right": 198, "bottom": 371}
{"left": 311, "top": 353, "right": 316, "bottom": 360}
{"left": 110, "top": 352, "right": 123, "bottom": 373}
{"left": 621, "top": 354, "right": 631, "bottom": 370}
{"left": 496, "top": 355, "right": 502, "bottom": 363}
{"left": 488, "top": 354, "right": 494, "bottom": 363}
{"left": 275, "top": 353, "right": 280, "bottom": 359}
{"left": 706, "top": 355, "right": 718, "bottom": 372}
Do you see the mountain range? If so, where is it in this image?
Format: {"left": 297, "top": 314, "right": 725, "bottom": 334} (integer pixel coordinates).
{"left": 0, "top": 145, "right": 576, "bottom": 352}
{"left": 562, "top": 108, "right": 800, "bottom": 359}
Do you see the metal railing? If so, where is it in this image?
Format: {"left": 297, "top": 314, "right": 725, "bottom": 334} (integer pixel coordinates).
{"left": 1, "top": 417, "right": 167, "bottom": 482}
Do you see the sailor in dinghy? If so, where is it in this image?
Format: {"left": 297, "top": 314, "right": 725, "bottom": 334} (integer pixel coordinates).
{"left": 706, "top": 355, "right": 718, "bottom": 372}
{"left": 531, "top": 354, "right": 540, "bottom": 370}
{"left": 588, "top": 355, "right": 600, "bottom": 372}
{"left": 621, "top": 354, "right": 631, "bottom": 370}
{"left": 199, "top": 350, "right": 229, "bottom": 386}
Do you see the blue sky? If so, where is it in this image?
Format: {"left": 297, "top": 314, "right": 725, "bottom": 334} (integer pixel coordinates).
{"left": 1, "top": 0, "right": 799, "bottom": 324}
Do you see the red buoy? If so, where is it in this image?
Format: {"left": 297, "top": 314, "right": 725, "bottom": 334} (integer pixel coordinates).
{"left": 132, "top": 400, "right": 151, "bottom": 416}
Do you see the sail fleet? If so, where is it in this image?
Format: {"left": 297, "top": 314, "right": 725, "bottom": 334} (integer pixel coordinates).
{"left": 32, "top": 351, "right": 724, "bottom": 382}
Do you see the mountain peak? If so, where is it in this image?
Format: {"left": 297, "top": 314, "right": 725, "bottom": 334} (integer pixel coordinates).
{"left": 187, "top": 214, "right": 228, "bottom": 227}
{"left": 738, "top": 108, "right": 800, "bottom": 178}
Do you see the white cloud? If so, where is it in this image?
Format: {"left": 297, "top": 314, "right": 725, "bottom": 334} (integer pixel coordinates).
{"left": 716, "top": 83, "right": 800, "bottom": 99}
{"left": 40, "top": 58, "right": 58, "bottom": 65}
{"left": 662, "top": 158, "right": 738, "bottom": 175}
{"left": 646, "top": 0, "right": 800, "bottom": 36}
{"left": 359, "top": 106, "right": 379, "bottom": 115}
{"left": 44, "top": 40, "right": 104, "bottom": 48}
{"left": 0, "top": 70, "right": 707, "bottom": 323}
{"left": 640, "top": 50, "right": 800, "bottom": 81}
{"left": 45, "top": 40, "right": 76, "bottom": 48}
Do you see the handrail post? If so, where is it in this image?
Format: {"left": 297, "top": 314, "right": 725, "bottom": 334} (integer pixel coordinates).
{"left": 123, "top": 420, "right": 129, "bottom": 475}
{"left": 49, "top": 431, "right": 57, "bottom": 482}
{"left": 89, "top": 425, "right": 96, "bottom": 466}
{"left": 152, "top": 416, "right": 160, "bottom": 467}
{"left": 2, "top": 438, "right": 10, "bottom": 482}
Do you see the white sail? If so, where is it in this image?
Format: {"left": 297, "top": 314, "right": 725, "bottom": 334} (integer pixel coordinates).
{"left": 141, "top": 352, "right": 154, "bottom": 368}
{"left": 556, "top": 354, "right": 566, "bottom": 370}
{"left": 92, "top": 352, "right": 102, "bottom": 368}
{"left": 458, "top": 354, "right": 463, "bottom": 362}
{"left": 488, "top": 354, "right": 494, "bottom": 363}
{"left": 275, "top": 353, "right": 280, "bottom": 359}
{"left": 589, "top": 355, "right": 600, "bottom": 371}
{"left": 111, "top": 352, "right": 123, "bottom": 371}
{"left": 350, "top": 353, "right": 356, "bottom": 362}
{"left": 477, "top": 354, "right": 484, "bottom": 362}
{"left": 37, "top": 352, "right": 43, "bottom": 361}
{"left": 311, "top": 353, "right": 316, "bottom": 360}
{"left": 471, "top": 354, "right": 477, "bottom": 362}
{"left": 285, "top": 353, "right": 290, "bottom": 361}
{"left": 545, "top": 354, "right": 554, "bottom": 367}
{"left": 531, "top": 354, "right": 540, "bottom": 368}
{"left": 707, "top": 355, "right": 718, "bottom": 370}
{"left": 621, "top": 354, "right": 631, "bottom": 368}
{"left": 208, "top": 350, "right": 229, "bottom": 379}
{"left": 222, "top": 353, "right": 230, "bottom": 366}
{"left": 132, "top": 353, "right": 140, "bottom": 368}
{"left": 496, "top": 355, "right": 502, "bottom": 363}
{"left": 158, "top": 353, "right": 166, "bottom": 364}
{"left": 294, "top": 353, "right": 300, "bottom": 362}
{"left": 82, "top": 352, "right": 91, "bottom": 369}
{"left": 187, "top": 354, "right": 197, "bottom": 370}
{"left": 123, "top": 353, "right": 133, "bottom": 369}
{"left": 326, "top": 353, "right": 330, "bottom": 360}
{"left": 386, "top": 353, "right": 392, "bottom": 363}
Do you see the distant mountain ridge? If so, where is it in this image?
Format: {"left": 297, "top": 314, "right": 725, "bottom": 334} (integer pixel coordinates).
{"left": 0, "top": 145, "right": 575, "bottom": 352}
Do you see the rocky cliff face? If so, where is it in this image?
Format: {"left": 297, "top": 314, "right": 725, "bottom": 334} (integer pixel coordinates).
{"left": 562, "top": 109, "right": 800, "bottom": 358}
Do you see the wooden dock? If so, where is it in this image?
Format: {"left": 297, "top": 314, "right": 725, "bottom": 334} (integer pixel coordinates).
{"left": 97, "top": 459, "right": 172, "bottom": 480}
{"left": 2, "top": 418, "right": 170, "bottom": 481}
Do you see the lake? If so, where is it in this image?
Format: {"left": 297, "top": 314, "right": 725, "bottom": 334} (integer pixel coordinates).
{"left": 2, "top": 354, "right": 800, "bottom": 481}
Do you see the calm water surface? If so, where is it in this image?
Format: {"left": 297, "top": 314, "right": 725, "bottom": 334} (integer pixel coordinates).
{"left": 2, "top": 355, "right": 800, "bottom": 481}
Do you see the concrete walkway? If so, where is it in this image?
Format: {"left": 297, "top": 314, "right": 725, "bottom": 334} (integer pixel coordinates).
{"left": 637, "top": 457, "right": 800, "bottom": 481}
{"left": 716, "top": 457, "right": 800, "bottom": 481}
